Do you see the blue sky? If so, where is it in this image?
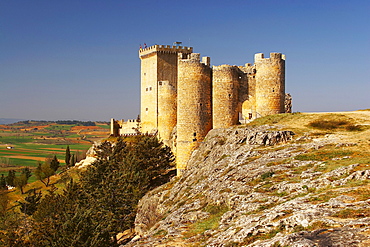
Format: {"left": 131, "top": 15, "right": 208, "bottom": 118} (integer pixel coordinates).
{"left": 1, "top": 0, "right": 369, "bottom": 121}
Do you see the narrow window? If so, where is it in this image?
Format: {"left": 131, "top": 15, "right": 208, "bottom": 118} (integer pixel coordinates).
{"left": 158, "top": 81, "right": 162, "bottom": 86}
{"left": 149, "top": 87, "right": 152, "bottom": 91}
{"left": 146, "top": 108, "right": 148, "bottom": 111}
{"left": 146, "top": 88, "right": 148, "bottom": 91}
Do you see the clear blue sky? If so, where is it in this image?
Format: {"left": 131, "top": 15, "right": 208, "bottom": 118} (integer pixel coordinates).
{"left": 1, "top": 0, "right": 369, "bottom": 121}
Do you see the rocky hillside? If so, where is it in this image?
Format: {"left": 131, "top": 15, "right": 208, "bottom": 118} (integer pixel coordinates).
{"left": 124, "top": 111, "right": 370, "bottom": 247}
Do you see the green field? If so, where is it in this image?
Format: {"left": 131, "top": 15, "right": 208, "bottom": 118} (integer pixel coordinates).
{"left": 0, "top": 120, "right": 109, "bottom": 180}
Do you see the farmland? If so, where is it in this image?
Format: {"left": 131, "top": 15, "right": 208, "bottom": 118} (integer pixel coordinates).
{"left": 0, "top": 120, "right": 110, "bottom": 181}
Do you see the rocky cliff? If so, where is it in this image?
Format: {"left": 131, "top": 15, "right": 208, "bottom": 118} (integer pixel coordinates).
{"left": 124, "top": 111, "right": 370, "bottom": 246}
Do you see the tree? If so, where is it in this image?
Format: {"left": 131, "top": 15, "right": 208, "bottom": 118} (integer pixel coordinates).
{"left": 0, "top": 191, "right": 30, "bottom": 246}
{"left": 34, "top": 161, "right": 55, "bottom": 187}
{"left": 49, "top": 155, "right": 60, "bottom": 172}
{"left": 65, "top": 145, "right": 71, "bottom": 167}
{"left": 19, "top": 189, "right": 42, "bottom": 215}
{"left": 0, "top": 174, "right": 7, "bottom": 190}
{"left": 70, "top": 154, "right": 75, "bottom": 167}
{"left": 133, "top": 114, "right": 141, "bottom": 134}
{"left": 31, "top": 181, "right": 113, "bottom": 247}
{"left": 5, "top": 170, "right": 16, "bottom": 187}
{"left": 0, "top": 190, "right": 10, "bottom": 217}
{"left": 14, "top": 168, "right": 32, "bottom": 194}
{"left": 29, "top": 135, "right": 174, "bottom": 246}
{"left": 78, "top": 135, "right": 175, "bottom": 243}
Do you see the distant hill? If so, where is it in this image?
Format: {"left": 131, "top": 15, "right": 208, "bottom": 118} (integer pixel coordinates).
{"left": 0, "top": 118, "right": 26, "bottom": 125}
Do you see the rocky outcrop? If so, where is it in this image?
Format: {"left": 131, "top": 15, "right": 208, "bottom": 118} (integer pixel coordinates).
{"left": 123, "top": 125, "right": 370, "bottom": 246}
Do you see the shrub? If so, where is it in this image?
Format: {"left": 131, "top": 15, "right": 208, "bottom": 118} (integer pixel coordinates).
{"left": 261, "top": 171, "right": 274, "bottom": 180}
{"left": 309, "top": 119, "right": 348, "bottom": 130}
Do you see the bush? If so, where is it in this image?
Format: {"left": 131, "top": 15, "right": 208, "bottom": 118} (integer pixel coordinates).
{"left": 30, "top": 134, "right": 175, "bottom": 246}
{"left": 309, "top": 119, "right": 349, "bottom": 130}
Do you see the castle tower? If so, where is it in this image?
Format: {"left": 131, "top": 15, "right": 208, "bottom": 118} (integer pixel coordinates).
{"left": 157, "top": 80, "right": 177, "bottom": 144}
{"left": 212, "top": 65, "right": 242, "bottom": 128}
{"left": 254, "top": 53, "right": 285, "bottom": 117}
{"left": 177, "top": 53, "right": 212, "bottom": 174}
{"left": 139, "top": 45, "right": 193, "bottom": 144}
{"left": 239, "top": 63, "right": 257, "bottom": 120}
{"left": 110, "top": 118, "right": 120, "bottom": 136}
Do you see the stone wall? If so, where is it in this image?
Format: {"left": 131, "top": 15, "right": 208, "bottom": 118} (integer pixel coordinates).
{"left": 135, "top": 45, "right": 288, "bottom": 175}
{"left": 254, "top": 53, "right": 285, "bottom": 117}
{"left": 110, "top": 118, "right": 138, "bottom": 136}
{"left": 158, "top": 80, "right": 177, "bottom": 146}
{"left": 140, "top": 52, "right": 158, "bottom": 133}
{"left": 240, "top": 64, "right": 256, "bottom": 120}
{"left": 177, "top": 53, "right": 212, "bottom": 173}
{"left": 139, "top": 45, "right": 192, "bottom": 135}
{"left": 212, "top": 65, "right": 242, "bottom": 128}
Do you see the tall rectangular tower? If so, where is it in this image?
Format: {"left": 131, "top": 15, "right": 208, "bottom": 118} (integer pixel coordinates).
{"left": 139, "top": 45, "right": 193, "bottom": 143}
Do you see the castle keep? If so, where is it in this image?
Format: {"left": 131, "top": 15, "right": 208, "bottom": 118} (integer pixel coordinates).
{"left": 112, "top": 44, "right": 290, "bottom": 174}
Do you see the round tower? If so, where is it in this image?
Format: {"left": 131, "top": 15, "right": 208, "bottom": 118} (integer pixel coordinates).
{"left": 177, "top": 53, "right": 212, "bottom": 174}
{"left": 157, "top": 80, "right": 177, "bottom": 146}
{"left": 212, "top": 65, "right": 242, "bottom": 128}
{"left": 254, "top": 53, "right": 285, "bottom": 117}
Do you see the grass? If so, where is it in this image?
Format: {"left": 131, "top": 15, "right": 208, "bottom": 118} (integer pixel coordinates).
{"left": 184, "top": 204, "right": 229, "bottom": 238}
{"left": 343, "top": 187, "right": 370, "bottom": 201}
{"left": 236, "top": 225, "right": 285, "bottom": 246}
{"left": 0, "top": 123, "right": 101, "bottom": 186}
{"left": 306, "top": 188, "right": 339, "bottom": 204}
{"left": 0, "top": 135, "right": 34, "bottom": 144}
{"left": 153, "top": 229, "right": 168, "bottom": 237}
{"left": 294, "top": 146, "right": 354, "bottom": 162}
{"left": 309, "top": 119, "right": 363, "bottom": 131}
{"left": 333, "top": 208, "right": 370, "bottom": 218}
{"left": 307, "top": 114, "right": 367, "bottom": 132}
{"left": 247, "top": 113, "right": 303, "bottom": 127}
{"left": 297, "top": 221, "right": 332, "bottom": 232}
{"left": 96, "top": 124, "right": 110, "bottom": 129}
{"left": 44, "top": 125, "right": 74, "bottom": 131}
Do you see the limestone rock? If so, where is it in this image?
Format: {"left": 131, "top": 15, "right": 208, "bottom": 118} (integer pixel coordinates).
{"left": 122, "top": 125, "right": 370, "bottom": 246}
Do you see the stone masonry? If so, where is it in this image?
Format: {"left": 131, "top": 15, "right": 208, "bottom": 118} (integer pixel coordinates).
{"left": 111, "top": 44, "right": 290, "bottom": 175}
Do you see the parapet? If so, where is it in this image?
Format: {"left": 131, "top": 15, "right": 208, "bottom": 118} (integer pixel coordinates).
{"left": 190, "top": 53, "right": 201, "bottom": 61}
{"left": 139, "top": 44, "right": 193, "bottom": 58}
{"left": 254, "top": 52, "right": 285, "bottom": 62}
{"left": 213, "top": 64, "right": 239, "bottom": 70}
{"left": 202, "top": 56, "right": 210, "bottom": 66}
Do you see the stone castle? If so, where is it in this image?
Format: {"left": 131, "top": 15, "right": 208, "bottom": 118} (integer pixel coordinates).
{"left": 111, "top": 44, "right": 291, "bottom": 174}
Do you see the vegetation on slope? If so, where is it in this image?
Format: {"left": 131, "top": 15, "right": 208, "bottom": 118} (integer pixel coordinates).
{"left": 0, "top": 134, "right": 175, "bottom": 247}
{"left": 127, "top": 110, "right": 370, "bottom": 246}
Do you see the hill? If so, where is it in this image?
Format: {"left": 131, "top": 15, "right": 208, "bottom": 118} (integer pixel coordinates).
{"left": 0, "top": 118, "right": 25, "bottom": 125}
{"left": 124, "top": 110, "right": 370, "bottom": 246}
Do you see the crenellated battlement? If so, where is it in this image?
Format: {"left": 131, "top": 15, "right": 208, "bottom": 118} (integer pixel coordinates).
{"left": 213, "top": 64, "right": 241, "bottom": 71}
{"left": 139, "top": 44, "right": 193, "bottom": 58}
{"left": 255, "top": 52, "right": 286, "bottom": 62}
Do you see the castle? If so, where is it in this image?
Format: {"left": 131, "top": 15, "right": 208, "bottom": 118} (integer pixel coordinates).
{"left": 111, "top": 44, "right": 291, "bottom": 175}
